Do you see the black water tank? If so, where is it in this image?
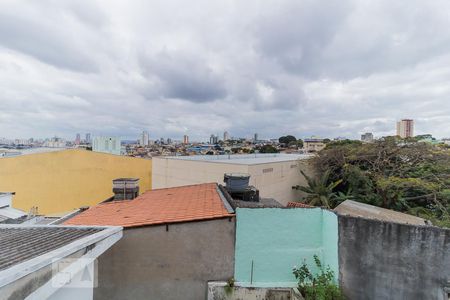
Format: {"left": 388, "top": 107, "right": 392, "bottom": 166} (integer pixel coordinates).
{"left": 224, "top": 173, "right": 250, "bottom": 192}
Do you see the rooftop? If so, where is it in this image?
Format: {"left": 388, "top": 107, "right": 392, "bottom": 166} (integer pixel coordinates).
{"left": 334, "top": 200, "right": 428, "bottom": 225}
{"left": 64, "top": 183, "right": 234, "bottom": 228}
{"left": 0, "top": 226, "right": 103, "bottom": 271}
{"left": 156, "top": 153, "right": 311, "bottom": 165}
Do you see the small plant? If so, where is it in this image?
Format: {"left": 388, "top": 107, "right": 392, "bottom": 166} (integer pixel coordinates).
{"left": 292, "top": 255, "right": 344, "bottom": 300}
{"left": 224, "top": 277, "right": 235, "bottom": 295}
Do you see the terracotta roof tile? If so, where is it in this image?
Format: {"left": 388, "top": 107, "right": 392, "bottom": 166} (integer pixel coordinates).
{"left": 64, "top": 183, "right": 233, "bottom": 228}
{"left": 287, "top": 201, "right": 314, "bottom": 208}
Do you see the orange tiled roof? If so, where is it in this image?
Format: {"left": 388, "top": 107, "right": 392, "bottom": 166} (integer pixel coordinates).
{"left": 64, "top": 183, "right": 233, "bottom": 228}
{"left": 287, "top": 201, "right": 314, "bottom": 208}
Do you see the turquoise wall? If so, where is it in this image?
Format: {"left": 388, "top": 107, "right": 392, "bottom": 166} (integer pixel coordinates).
{"left": 234, "top": 208, "right": 339, "bottom": 287}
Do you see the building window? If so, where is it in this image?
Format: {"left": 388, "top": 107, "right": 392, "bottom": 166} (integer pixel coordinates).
{"left": 263, "top": 168, "right": 273, "bottom": 173}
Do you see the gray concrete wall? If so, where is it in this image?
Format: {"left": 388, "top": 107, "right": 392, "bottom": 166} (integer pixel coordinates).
{"left": 94, "top": 217, "right": 236, "bottom": 300}
{"left": 207, "top": 282, "right": 301, "bottom": 300}
{"left": 338, "top": 215, "right": 450, "bottom": 300}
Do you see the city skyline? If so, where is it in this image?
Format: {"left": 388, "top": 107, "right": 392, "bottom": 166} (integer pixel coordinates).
{"left": 1, "top": 1, "right": 450, "bottom": 140}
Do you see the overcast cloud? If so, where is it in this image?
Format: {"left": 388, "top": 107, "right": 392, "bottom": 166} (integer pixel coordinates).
{"left": 1, "top": 0, "right": 450, "bottom": 141}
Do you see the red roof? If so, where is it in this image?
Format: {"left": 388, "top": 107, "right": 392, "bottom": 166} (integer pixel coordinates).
{"left": 287, "top": 202, "right": 314, "bottom": 208}
{"left": 64, "top": 183, "right": 233, "bottom": 228}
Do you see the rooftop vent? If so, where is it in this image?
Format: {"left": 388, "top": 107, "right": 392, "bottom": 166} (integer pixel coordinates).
{"left": 223, "top": 173, "right": 259, "bottom": 202}
{"left": 112, "top": 178, "right": 139, "bottom": 200}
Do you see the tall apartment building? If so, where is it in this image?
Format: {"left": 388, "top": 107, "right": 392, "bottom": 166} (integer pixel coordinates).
{"left": 396, "top": 119, "right": 414, "bottom": 138}
{"left": 223, "top": 131, "right": 230, "bottom": 141}
{"left": 139, "top": 131, "right": 149, "bottom": 146}
{"left": 210, "top": 134, "right": 218, "bottom": 144}
{"left": 183, "top": 135, "right": 189, "bottom": 144}
{"left": 75, "top": 133, "right": 81, "bottom": 145}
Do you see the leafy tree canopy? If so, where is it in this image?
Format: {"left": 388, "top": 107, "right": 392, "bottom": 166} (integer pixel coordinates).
{"left": 299, "top": 139, "right": 450, "bottom": 227}
{"left": 279, "top": 135, "right": 297, "bottom": 145}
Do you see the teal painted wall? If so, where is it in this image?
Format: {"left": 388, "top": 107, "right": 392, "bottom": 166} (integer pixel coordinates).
{"left": 234, "top": 208, "right": 339, "bottom": 287}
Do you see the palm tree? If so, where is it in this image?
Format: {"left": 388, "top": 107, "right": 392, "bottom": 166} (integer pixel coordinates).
{"left": 292, "top": 170, "right": 342, "bottom": 208}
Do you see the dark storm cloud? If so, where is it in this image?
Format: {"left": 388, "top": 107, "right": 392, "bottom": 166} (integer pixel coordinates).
{"left": 139, "top": 50, "right": 227, "bottom": 102}
{"left": 0, "top": 5, "right": 99, "bottom": 72}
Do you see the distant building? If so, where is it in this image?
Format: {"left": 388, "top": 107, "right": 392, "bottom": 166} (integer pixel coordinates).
{"left": 183, "top": 135, "right": 189, "bottom": 144}
{"left": 75, "top": 133, "right": 81, "bottom": 145}
{"left": 254, "top": 133, "right": 258, "bottom": 142}
{"left": 223, "top": 131, "right": 230, "bottom": 141}
{"left": 210, "top": 134, "right": 218, "bottom": 144}
{"left": 44, "top": 137, "right": 66, "bottom": 148}
{"left": 139, "top": 131, "right": 149, "bottom": 146}
{"left": 396, "top": 119, "right": 414, "bottom": 138}
{"left": 361, "top": 132, "right": 374, "bottom": 143}
{"left": 303, "top": 138, "right": 326, "bottom": 152}
{"left": 93, "top": 136, "right": 121, "bottom": 155}
{"left": 85, "top": 133, "right": 91, "bottom": 144}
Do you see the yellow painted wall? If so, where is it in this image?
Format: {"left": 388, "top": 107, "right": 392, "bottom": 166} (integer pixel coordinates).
{"left": 0, "top": 149, "right": 152, "bottom": 215}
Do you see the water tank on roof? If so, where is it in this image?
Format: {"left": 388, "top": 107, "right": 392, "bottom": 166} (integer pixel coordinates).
{"left": 224, "top": 173, "right": 250, "bottom": 192}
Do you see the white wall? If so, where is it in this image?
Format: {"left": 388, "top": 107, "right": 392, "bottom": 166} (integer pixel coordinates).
{"left": 152, "top": 157, "right": 312, "bottom": 205}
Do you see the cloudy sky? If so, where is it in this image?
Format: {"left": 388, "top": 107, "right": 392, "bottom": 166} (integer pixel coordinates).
{"left": 1, "top": 0, "right": 450, "bottom": 141}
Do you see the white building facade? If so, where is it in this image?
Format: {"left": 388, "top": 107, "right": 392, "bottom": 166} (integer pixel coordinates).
{"left": 152, "top": 154, "right": 313, "bottom": 206}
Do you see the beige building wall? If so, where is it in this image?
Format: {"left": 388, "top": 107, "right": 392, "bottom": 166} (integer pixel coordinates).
{"left": 152, "top": 157, "right": 312, "bottom": 206}
{"left": 152, "top": 157, "right": 248, "bottom": 188}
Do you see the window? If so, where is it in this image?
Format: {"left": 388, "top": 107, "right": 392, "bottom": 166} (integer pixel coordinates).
{"left": 262, "top": 168, "right": 273, "bottom": 173}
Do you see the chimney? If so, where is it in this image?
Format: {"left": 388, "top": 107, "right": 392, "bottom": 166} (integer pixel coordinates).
{"left": 223, "top": 173, "right": 259, "bottom": 202}
{"left": 112, "top": 178, "right": 139, "bottom": 200}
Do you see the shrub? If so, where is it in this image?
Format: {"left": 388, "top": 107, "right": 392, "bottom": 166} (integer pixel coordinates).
{"left": 292, "top": 255, "right": 344, "bottom": 300}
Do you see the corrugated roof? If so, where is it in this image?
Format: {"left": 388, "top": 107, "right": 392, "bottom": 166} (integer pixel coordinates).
{"left": 0, "top": 227, "right": 103, "bottom": 271}
{"left": 64, "top": 183, "right": 234, "bottom": 228}
{"left": 334, "top": 200, "right": 428, "bottom": 225}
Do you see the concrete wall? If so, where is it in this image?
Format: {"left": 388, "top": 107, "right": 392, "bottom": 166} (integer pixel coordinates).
{"left": 234, "top": 208, "right": 339, "bottom": 287}
{"left": 152, "top": 157, "right": 312, "bottom": 206}
{"left": 152, "top": 157, "right": 248, "bottom": 189}
{"left": 95, "top": 218, "right": 235, "bottom": 300}
{"left": 248, "top": 159, "right": 312, "bottom": 206}
{"left": 207, "top": 282, "right": 299, "bottom": 300}
{"left": 0, "top": 149, "right": 152, "bottom": 215}
{"left": 338, "top": 216, "right": 450, "bottom": 300}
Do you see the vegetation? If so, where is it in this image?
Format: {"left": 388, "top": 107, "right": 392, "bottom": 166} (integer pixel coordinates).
{"left": 279, "top": 135, "right": 297, "bottom": 145}
{"left": 293, "top": 255, "right": 344, "bottom": 300}
{"left": 279, "top": 135, "right": 303, "bottom": 148}
{"left": 258, "top": 144, "right": 279, "bottom": 153}
{"left": 293, "top": 171, "right": 342, "bottom": 208}
{"left": 298, "top": 137, "right": 450, "bottom": 227}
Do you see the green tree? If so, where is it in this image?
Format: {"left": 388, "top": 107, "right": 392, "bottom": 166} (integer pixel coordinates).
{"left": 310, "top": 138, "right": 450, "bottom": 227}
{"left": 259, "top": 144, "right": 278, "bottom": 153}
{"left": 279, "top": 135, "right": 297, "bottom": 145}
{"left": 293, "top": 170, "right": 342, "bottom": 208}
